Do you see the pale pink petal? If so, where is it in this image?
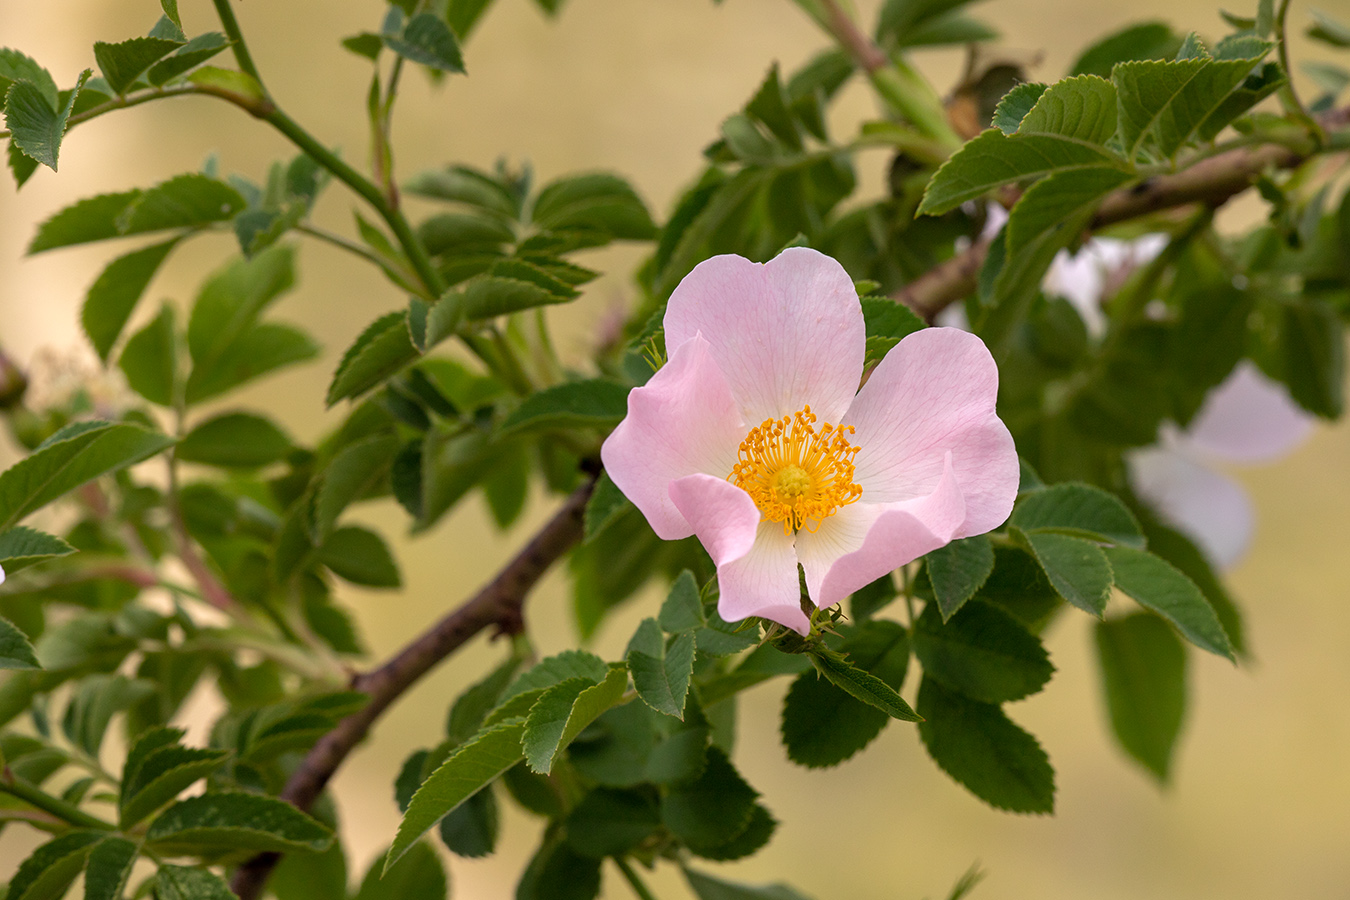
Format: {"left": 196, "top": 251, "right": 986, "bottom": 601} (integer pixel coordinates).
{"left": 798, "top": 453, "right": 967, "bottom": 608}
{"left": 1128, "top": 445, "right": 1253, "bottom": 570}
{"left": 1184, "top": 361, "right": 1315, "bottom": 465}
{"left": 1043, "top": 235, "right": 1167, "bottom": 337}
{"left": 600, "top": 336, "right": 744, "bottom": 540}
{"left": 663, "top": 248, "right": 865, "bottom": 424}
{"left": 668, "top": 473, "right": 761, "bottom": 567}
{"left": 714, "top": 521, "right": 809, "bottom": 634}
{"left": 843, "top": 327, "right": 1017, "bottom": 536}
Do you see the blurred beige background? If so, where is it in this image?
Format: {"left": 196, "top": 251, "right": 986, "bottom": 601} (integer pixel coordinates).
{"left": 4, "top": 0, "right": 1350, "bottom": 897}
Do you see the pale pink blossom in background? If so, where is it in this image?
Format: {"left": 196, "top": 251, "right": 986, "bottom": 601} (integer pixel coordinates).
{"left": 602, "top": 248, "right": 1019, "bottom": 633}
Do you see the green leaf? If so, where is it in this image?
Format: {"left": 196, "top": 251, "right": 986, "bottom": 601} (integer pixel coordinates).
{"left": 516, "top": 834, "right": 601, "bottom": 900}
{"left": 532, "top": 173, "right": 657, "bottom": 240}
{"left": 991, "top": 82, "right": 1047, "bottom": 133}
{"left": 147, "top": 33, "right": 231, "bottom": 86}
{"left": 500, "top": 380, "right": 629, "bottom": 435}
{"left": 271, "top": 842, "right": 348, "bottom": 900}
{"left": 661, "top": 746, "right": 758, "bottom": 851}
{"left": 917, "top": 676, "right": 1054, "bottom": 813}
{"left": 811, "top": 648, "right": 920, "bottom": 722}
{"left": 1114, "top": 53, "right": 1269, "bottom": 160}
{"left": 1012, "top": 529, "right": 1112, "bottom": 616}
{"left": 582, "top": 471, "right": 631, "bottom": 542}
{"left": 1139, "top": 516, "right": 1245, "bottom": 656}
{"left": 1103, "top": 546, "right": 1233, "bottom": 659}
{"left": 326, "top": 312, "right": 419, "bottom": 405}
{"left": 5, "top": 831, "right": 103, "bottom": 900}
{"left": 428, "top": 276, "right": 575, "bottom": 345}
{"left": 683, "top": 867, "right": 814, "bottom": 900}
{"left": 8, "top": 137, "right": 39, "bottom": 187}
{"left": 119, "top": 303, "right": 178, "bottom": 406}
{"left": 93, "top": 37, "right": 182, "bottom": 94}
{"left": 1309, "top": 9, "right": 1350, "bottom": 46}
{"left": 0, "top": 420, "right": 175, "bottom": 531}
{"left": 159, "top": 0, "right": 182, "bottom": 29}
{"left": 918, "top": 128, "right": 1123, "bottom": 216}
{"left": 1004, "top": 166, "right": 1133, "bottom": 258}
{"left": 5, "top": 69, "right": 89, "bottom": 171}
{"left": 119, "top": 173, "right": 247, "bottom": 236}
{"left": 61, "top": 674, "right": 154, "bottom": 756}
{"left": 913, "top": 600, "right": 1053, "bottom": 703}
{"left": 404, "top": 165, "right": 518, "bottom": 216}
{"left": 317, "top": 526, "right": 401, "bottom": 588}
{"left": 28, "top": 191, "right": 141, "bottom": 252}
{"left": 494, "top": 649, "right": 609, "bottom": 713}
{"left": 0, "top": 49, "right": 59, "bottom": 109}
{"left": 659, "top": 570, "right": 706, "bottom": 633}
{"left": 176, "top": 412, "right": 293, "bottom": 468}
{"left": 439, "top": 787, "right": 499, "bottom": 858}
{"left": 119, "top": 742, "right": 229, "bottom": 829}
{"left": 185, "top": 241, "right": 293, "bottom": 366}
{"left": 184, "top": 321, "right": 318, "bottom": 403}
{"left": 1095, "top": 613, "right": 1187, "bottom": 781}
{"left": 384, "top": 13, "right": 465, "bottom": 73}
{"left": 312, "top": 433, "right": 399, "bottom": 541}
{"left": 356, "top": 841, "right": 447, "bottom": 900}
{"left": 447, "top": 654, "right": 522, "bottom": 746}
{"left": 1010, "top": 482, "right": 1145, "bottom": 547}
{"left": 154, "top": 865, "right": 236, "bottom": 900}
{"left": 187, "top": 66, "right": 265, "bottom": 105}
{"left": 82, "top": 238, "right": 179, "bottom": 361}
{"left": 0, "top": 615, "right": 41, "bottom": 670}
{"left": 0, "top": 526, "right": 76, "bottom": 575}
{"left": 523, "top": 666, "right": 628, "bottom": 773}
{"left": 628, "top": 630, "right": 695, "bottom": 719}
{"left": 1069, "top": 22, "right": 1183, "bottom": 78}
{"left": 924, "top": 535, "right": 994, "bottom": 620}
{"left": 388, "top": 718, "right": 526, "bottom": 871}
{"left": 1018, "top": 74, "right": 1118, "bottom": 144}
{"left": 146, "top": 792, "right": 333, "bottom": 856}
{"left": 564, "top": 788, "right": 661, "bottom": 859}
{"left": 1280, "top": 299, "right": 1344, "bottom": 417}
{"left": 83, "top": 836, "right": 137, "bottom": 900}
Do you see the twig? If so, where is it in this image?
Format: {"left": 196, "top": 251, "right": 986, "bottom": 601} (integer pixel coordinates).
{"left": 229, "top": 478, "right": 596, "bottom": 900}
{"left": 892, "top": 107, "right": 1350, "bottom": 321}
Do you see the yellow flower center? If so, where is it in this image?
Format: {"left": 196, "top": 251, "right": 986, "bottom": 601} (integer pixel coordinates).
{"left": 729, "top": 405, "right": 863, "bottom": 534}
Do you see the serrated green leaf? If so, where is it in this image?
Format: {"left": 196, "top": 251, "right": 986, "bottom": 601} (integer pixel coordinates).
{"left": 500, "top": 380, "right": 628, "bottom": 436}
{"left": 628, "top": 631, "right": 694, "bottom": 719}
{"left": 388, "top": 718, "right": 525, "bottom": 871}
{"left": 154, "top": 865, "right": 236, "bottom": 900}
{"left": 93, "top": 37, "right": 182, "bottom": 94}
{"left": 811, "top": 648, "right": 920, "bottom": 722}
{"left": 119, "top": 744, "right": 229, "bottom": 829}
{"left": 494, "top": 649, "right": 609, "bottom": 713}
{"left": 860, "top": 296, "right": 925, "bottom": 341}
{"left": 1012, "top": 528, "right": 1112, "bottom": 615}
{"left": 913, "top": 600, "right": 1054, "bottom": 703}
{"left": 81, "top": 238, "right": 179, "bottom": 361}
{"left": 357, "top": 841, "right": 447, "bottom": 900}
{"left": 120, "top": 173, "right": 246, "bottom": 236}
{"left": 439, "top": 786, "right": 498, "bottom": 858}
{"left": 146, "top": 792, "right": 332, "bottom": 856}
{"left": 925, "top": 535, "right": 994, "bottom": 620}
{"left": 917, "top": 676, "right": 1054, "bottom": 813}
{"left": 532, "top": 173, "right": 657, "bottom": 240}
{"left": 185, "top": 241, "right": 293, "bottom": 361}
{"left": 147, "top": 33, "right": 231, "bottom": 86}
{"left": 1280, "top": 298, "right": 1344, "bottom": 417}
{"left": 918, "top": 129, "right": 1123, "bottom": 216}
{"left": 5, "top": 69, "right": 89, "bottom": 171}
{"left": 564, "top": 788, "right": 660, "bottom": 859}
{"left": 1010, "top": 482, "right": 1145, "bottom": 547}
{"left": 1095, "top": 613, "right": 1186, "bottom": 781}
{"left": 0, "top": 526, "right": 76, "bottom": 575}
{"left": 1139, "top": 516, "right": 1245, "bottom": 656}
{"left": 992, "top": 82, "right": 1047, "bottom": 134}
{"left": 317, "top": 526, "right": 401, "bottom": 588}
{"left": 682, "top": 867, "right": 814, "bottom": 900}
{"left": 1115, "top": 53, "right": 1268, "bottom": 160}
{"left": 659, "top": 570, "right": 706, "bottom": 633}
{"left": 1103, "top": 546, "right": 1233, "bottom": 659}
{"left": 119, "top": 303, "right": 177, "bottom": 406}
{"left": 312, "top": 433, "right": 399, "bottom": 541}
{"left": 582, "top": 471, "right": 631, "bottom": 542}
{"left": 0, "top": 420, "right": 175, "bottom": 531}
{"left": 384, "top": 13, "right": 464, "bottom": 73}
{"left": 1196, "top": 61, "right": 1284, "bottom": 141}
{"left": 83, "top": 836, "right": 137, "bottom": 900}
{"left": 0, "top": 615, "right": 41, "bottom": 670}
{"left": 62, "top": 674, "right": 154, "bottom": 757}
{"left": 1004, "top": 166, "right": 1133, "bottom": 259}
{"left": 327, "top": 311, "right": 419, "bottom": 405}
{"left": 523, "top": 666, "right": 628, "bottom": 773}
{"left": 176, "top": 412, "right": 293, "bottom": 468}
{"left": 184, "top": 321, "right": 318, "bottom": 403}
{"left": 1069, "top": 22, "right": 1183, "bottom": 78}
{"left": 5, "top": 830, "right": 103, "bottom": 900}
{"left": 0, "top": 49, "right": 59, "bottom": 108}
{"left": 405, "top": 164, "right": 518, "bottom": 215}
{"left": 661, "top": 746, "right": 758, "bottom": 850}
{"left": 1018, "top": 74, "right": 1118, "bottom": 143}
{"left": 8, "top": 137, "right": 39, "bottom": 187}
{"left": 28, "top": 191, "right": 141, "bottom": 252}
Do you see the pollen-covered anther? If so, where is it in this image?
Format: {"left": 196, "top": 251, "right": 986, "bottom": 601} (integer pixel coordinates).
{"left": 729, "top": 405, "right": 863, "bottom": 534}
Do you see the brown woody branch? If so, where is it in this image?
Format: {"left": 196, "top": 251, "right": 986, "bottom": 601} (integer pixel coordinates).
{"left": 230, "top": 478, "right": 595, "bottom": 900}
{"left": 894, "top": 110, "right": 1350, "bottom": 321}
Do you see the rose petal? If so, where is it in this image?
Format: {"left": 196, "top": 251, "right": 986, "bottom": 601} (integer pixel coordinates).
{"left": 843, "top": 327, "right": 1017, "bottom": 535}
{"left": 600, "top": 335, "right": 744, "bottom": 539}
{"left": 1128, "top": 446, "right": 1254, "bottom": 570}
{"left": 798, "top": 452, "right": 966, "bottom": 608}
{"left": 712, "top": 520, "right": 809, "bottom": 634}
{"left": 663, "top": 248, "right": 865, "bottom": 424}
{"left": 668, "top": 473, "right": 761, "bottom": 567}
{"left": 1183, "top": 361, "right": 1315, "bottom": 465}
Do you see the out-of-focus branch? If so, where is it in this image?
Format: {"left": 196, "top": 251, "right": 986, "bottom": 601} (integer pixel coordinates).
{"left": 229, "top": 477, "right": 596, "bottom": 900}
{"left": 893, "top": 109, "right": 1350, "bottom": 321}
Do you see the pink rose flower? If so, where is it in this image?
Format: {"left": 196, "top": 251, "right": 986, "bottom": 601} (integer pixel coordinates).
{"left": 600, "top": 248, "right": 1019, "bottom": 634}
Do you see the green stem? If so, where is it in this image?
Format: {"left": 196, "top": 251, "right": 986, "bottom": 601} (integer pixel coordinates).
{"left": 0, "top": 773, "right": 116, "bottom": 831}
{"left": 1275, "top": 0, "right": 1327, "bottom": 147}
{"left": 0, "top": 86, "right": 197, "bottom": 140}
{"left": 296, "top": 223, "right": 405, "bottom": 273}
{"left": 614, "top": 858, "right": 659, "bottom": 900}
{"left": 211, "top": 0, "right": 264, "bottom": 84}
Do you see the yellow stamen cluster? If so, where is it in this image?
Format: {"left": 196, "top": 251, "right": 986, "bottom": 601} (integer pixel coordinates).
{"left": 729, "top": 405, "right": 863, "bottom": 534}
